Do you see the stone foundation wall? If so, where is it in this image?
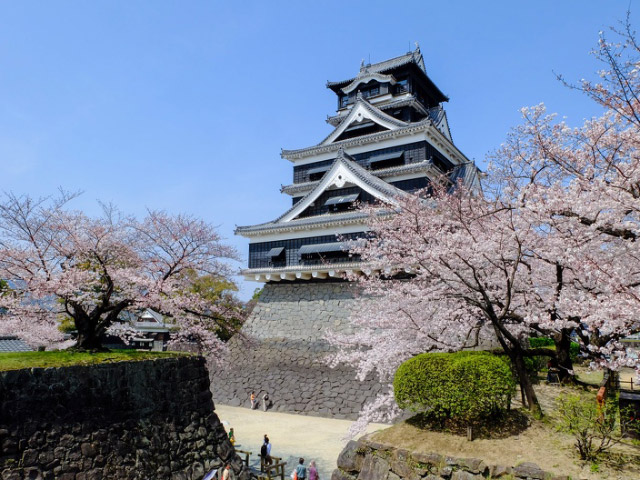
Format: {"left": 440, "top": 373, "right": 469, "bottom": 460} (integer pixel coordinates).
{"left": 210, "top": 281, "right": 386, "bottom": 419}
{"left": 333, "top": 439, "right": 570, "bottom": 480}
{"left": 0, "top": 356, "right": 249, "bottom": 480}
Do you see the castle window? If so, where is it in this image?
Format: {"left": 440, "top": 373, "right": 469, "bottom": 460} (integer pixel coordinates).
{"left": 395, "top": 79, "right": 408, "bottom": 94}
{"left": 361, "top": 86, "right": 379, "bottom": 98}
{"left": 369, "top": 151, "right": 404, "bottom": 170}
{"left": 308, "top": 166, "right": 330, "bottom": 181}
{"left": 267, "top": 246, "right": 286, "bottom": 267}
{"left": 324, "top": 193, "right": 359, "bottom": 212}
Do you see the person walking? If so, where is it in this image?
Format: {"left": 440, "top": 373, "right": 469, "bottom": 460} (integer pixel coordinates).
{"left": 308, "top": 460, "right": 318, "bottom": 480}
{"left": 261, "top": 434, "right": 273, "bottom": 467}
{"left": 262, "top": 392, "right": 270, "bottom": 411}
{"left": 296, "top": 458, "right": 307, "bottom": 480}
{"left": 250, "top": 391, "right": 257, "bottom": 409}
{"left": 228, "top": 428, "right": 235, "bottom": 446}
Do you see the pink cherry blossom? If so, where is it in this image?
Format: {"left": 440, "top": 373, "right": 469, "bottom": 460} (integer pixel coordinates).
{"left": 0, "top": 192, "right": 240, "bottom": 355}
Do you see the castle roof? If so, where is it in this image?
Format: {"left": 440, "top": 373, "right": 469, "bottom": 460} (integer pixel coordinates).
{"left": 282, "top": 119, "right": 432, "bottom": 160}
{"left": 327, "top": 47, "right": 426, "bottom": 88}
{"left": 326, "top": 46, "right": 448, "bottom": 103}
{"left": 326, "top": 95, "right": 430, "bottom": 127}
{"left": 320, "top": 95, "right": 409, "bottom": 145}
{"left": 236, "top": 149, "right": 406, "bottom": 237}
{"left": 281, "top": 159, "right": 438, "bottom": 196}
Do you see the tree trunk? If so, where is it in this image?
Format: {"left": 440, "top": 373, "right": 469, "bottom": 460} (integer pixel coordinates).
{"left": 553, "top": 329, "right": 574, "bottom": 382}
{"left": 72, "top": 311, "right": 106, "bottom": 351}
{"left": 512, "top": 353, "right": 543, "bottom": 417}
{"left": 74, "top": 331, "right": 105, "bottom": 350}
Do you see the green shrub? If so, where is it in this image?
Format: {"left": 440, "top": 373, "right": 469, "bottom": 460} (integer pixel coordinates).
{"left": 528, "top": 337, "right": 554, "bottom": 348}
{"left": 570, "top": 342, "right": 580, "bottom": 362}
{"left": 394, "top": 351, "right": 516, "bottom": 422}
{"left": 526, "top": 337, "right": 581, "bottom": 374}
{"left": 556, "top": 393, "right": 638, "bottom": 460}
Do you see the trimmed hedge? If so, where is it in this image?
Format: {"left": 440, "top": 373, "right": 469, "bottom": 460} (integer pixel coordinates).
{"left": 393, "top": 351, "right": 516, "bottom": 422}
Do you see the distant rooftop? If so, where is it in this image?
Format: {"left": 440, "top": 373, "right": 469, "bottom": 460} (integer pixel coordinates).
{"left": 327, "top": 46, "right": 427, "bottom": 88}
{"left": 326, "top": 45, "right": 448, "bottom": 104}
{"left": 0, "top": 336, "right": 33, "bottom": 353}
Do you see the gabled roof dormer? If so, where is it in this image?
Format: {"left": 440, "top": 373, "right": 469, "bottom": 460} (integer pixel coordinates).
{"left": 321, "top": 95, "right": 408, "bottom": 145}
{"left": 341, "top": 72, "right": 397, "bottom": 94}
{"left": 279, "top": 148, "right": 404, "bottom": 222}
{"left": 236, "top": 149, "right": 407, "bottom": 237}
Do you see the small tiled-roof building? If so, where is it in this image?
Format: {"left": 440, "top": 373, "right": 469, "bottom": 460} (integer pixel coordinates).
{"left": 0, "top": 336, "right": 33, "bottom": 353}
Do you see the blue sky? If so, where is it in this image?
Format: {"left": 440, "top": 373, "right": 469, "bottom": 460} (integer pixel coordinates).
{"left": 0, "top": 1, "right": 636, "bottom": 299}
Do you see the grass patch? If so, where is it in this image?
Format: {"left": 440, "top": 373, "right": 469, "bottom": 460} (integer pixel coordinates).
{"left": 0, "top": 350, "right": 191, "bottom": 371}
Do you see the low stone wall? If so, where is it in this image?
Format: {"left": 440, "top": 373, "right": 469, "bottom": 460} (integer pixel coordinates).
{"left": 333, "top": 439, "right": 570, "bottom": 480}
{"left": 0, "top": 356, "right": 249, "bottom": 480}
{"left": 210, "top": 281, "right": 386, "bottom": 419}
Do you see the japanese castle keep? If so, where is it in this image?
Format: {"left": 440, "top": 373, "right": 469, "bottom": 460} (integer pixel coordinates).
{"left": 211, "top": 46, "right": 480, "bottom": 418}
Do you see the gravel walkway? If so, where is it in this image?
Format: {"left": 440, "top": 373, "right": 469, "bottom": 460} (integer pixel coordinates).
{"left": 214, "top": 404, "right": 389, "bottom": 480}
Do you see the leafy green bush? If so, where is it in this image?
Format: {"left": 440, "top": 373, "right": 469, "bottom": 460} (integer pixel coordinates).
{"left": 570, "top": 342, "right": 580, "bottom": 362}
{"left": 394, "top": 351, "right": 516, "bottom": 422}
{"left": 528, "top": 337, "right": 554, "bottom": 348}
{"left": 525, "top": 337, "right": 581, "bottom": 375}
{"left": 556, "top": 393, "right": 638, "bottom": 460}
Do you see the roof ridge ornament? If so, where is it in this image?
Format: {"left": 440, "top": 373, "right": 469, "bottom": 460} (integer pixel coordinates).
{"left": 414, "top": 41, "right": 426, "bottom": 73}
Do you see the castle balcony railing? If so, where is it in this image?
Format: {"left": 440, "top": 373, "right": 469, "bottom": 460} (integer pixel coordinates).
{"left": 300, "top": 255, "right": 359, "bottom": 266}
{"left": 241, "top": 261, "right": 378, "bottom": 283}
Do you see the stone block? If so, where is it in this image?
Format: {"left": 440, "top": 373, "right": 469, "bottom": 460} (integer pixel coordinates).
{"left": 513, "top": 462, "right": 547, "bottom": 479}
{"left": 331, "top": 469, "right": 357, "bottom": 480}
{"left": 439, "top": 466, "right": 453, "bottom": 478}
{"left": 357, "top": 454, "right": 390, "bottom": 480}
{"left": 452, "top": 471, "right": 484, "bottom": 480}
{"left": 458, "top": 458, "right": 486, "bottom": 475}
{"left": 337, "top": 441, "right": 365, "bottom": 473}
{"left": 21, "top": 449, "right": 39, "bottom": 466}
{"left": 488, "top": 465, "right": 513, "bottom": 477}
{"left": 1, "top": 469, "right": 23, "bottom": 480}
{"left": 389, "top": 448, "right": 417, "bottom": 479}
{"left": 80, "top": 443, "right": 97, "bottom": 458}
{"left": 23, "top": 468, "right": 43, "bottom": 480}
{"left": 411, "top": 452, "right": 443, "bottom": 468}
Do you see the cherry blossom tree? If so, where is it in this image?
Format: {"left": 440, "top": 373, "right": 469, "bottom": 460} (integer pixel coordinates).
{"left": 329, "top": 187, "right": 553, "bottom": 417}
{"left": 0, "top": 191, "right": 241, "bottom": 354}
{"left": 489, "top": 15, "right": 640, "bottom": 373}
{"left": 329, "top": 16, "right": 640, "bottom": 427}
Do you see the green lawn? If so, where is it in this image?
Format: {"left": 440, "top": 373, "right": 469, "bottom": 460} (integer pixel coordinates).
{"left": 0, "top": 350, "right": 191, "bottom": 371}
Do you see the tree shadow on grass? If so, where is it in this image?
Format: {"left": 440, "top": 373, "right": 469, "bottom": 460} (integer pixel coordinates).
{"left": 406, "top": 410, "right": 531, "bottom": 439}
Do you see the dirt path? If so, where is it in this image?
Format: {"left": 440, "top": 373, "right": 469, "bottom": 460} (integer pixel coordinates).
{"left": 214, "top": 404, "right": 389, "bottom": 480}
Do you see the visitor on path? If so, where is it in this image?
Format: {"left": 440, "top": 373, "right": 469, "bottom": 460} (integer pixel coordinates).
{"left": 261, "top": 434, "right": 272, "bottom": 466}
{"left": 250, "top": 391, "right": 257, "bottom": 409}
{"left": 262, "top": 392, "right": 270, "bottom": 411}
{"left": 222, "top": 464, "right": 231, "bottom": 480}
{"left": 228, "top": 428, "right": 235, "bottom": 446}
{"left": 296, "top": 458, "right": 307, "bottom": 480}
{"left": 308, "top": 460, "right": 318, "bottom": 480}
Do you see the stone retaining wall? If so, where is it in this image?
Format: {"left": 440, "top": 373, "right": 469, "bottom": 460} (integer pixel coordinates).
{"left": 0, "top": 356, "right": 249, "bottom": 480}
{"left": 333, "top": 439, "right": 570, "bottom": 480}
{"left": 210, "top": 281, "right": 385, "bottom": 419}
